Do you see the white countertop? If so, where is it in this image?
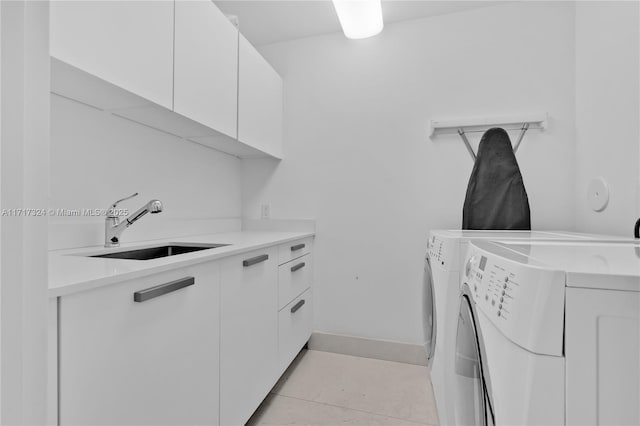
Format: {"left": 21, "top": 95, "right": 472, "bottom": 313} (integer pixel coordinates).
{"left": 49, "top": 231, "right": 314, "bottom": 298}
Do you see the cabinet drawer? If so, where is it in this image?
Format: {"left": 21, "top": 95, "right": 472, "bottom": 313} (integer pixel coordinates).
{"left": 279, "top": 289, "right": 313, "bottom": 373}
{"left": 278, "top": 254, "right": 312, "bottom": 309}
{"left": 278, "top": 237, "right": 312, "bottom": 265}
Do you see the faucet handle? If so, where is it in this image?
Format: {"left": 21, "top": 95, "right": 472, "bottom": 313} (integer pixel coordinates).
{"left": 107, "top": 192, "right": 138, "bottom": 216}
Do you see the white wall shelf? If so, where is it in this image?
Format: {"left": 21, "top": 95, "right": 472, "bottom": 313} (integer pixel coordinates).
{"left": 429, "top": 113, "right": 548, "bottom": 160}
{"left": 428, "top": 113, "right": 548, "bottom": 137}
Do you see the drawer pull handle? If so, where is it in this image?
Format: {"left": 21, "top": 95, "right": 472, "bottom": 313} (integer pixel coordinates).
{"left": 291, "top": 262, "right": 306, "bottom": 272}
{"left": 290, "top": 299, "right": 306, "bottom": 313}
{"left": 291, "top": 243, "right": 305, "bottom": 252}
{"left": 134, "top": 277, "right": 194, "bottom": 303}
{"left": 243, "top": 254, "right": 269, "bottom": 267}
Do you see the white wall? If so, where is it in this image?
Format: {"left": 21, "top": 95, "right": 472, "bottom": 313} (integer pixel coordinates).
{"left": 574, "top": 1, "right": 640, "bottom": 237}
{"left": 1, "top": 1, "right": 50, "bottom": 423}
{"left": 244, "top": 2, "right": 577, "bottom": 343}
{"left": 49, "top": 94, "right": 243, "bottom": 250}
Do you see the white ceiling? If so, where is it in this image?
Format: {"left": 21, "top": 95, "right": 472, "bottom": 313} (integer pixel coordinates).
{"left": 214, "top": 1, "right": 498, "bottom": 46}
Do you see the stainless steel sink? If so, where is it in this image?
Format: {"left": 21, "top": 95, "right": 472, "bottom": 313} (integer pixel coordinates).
{"left": 89, "top": 243, "right": 229, "bottom": 260}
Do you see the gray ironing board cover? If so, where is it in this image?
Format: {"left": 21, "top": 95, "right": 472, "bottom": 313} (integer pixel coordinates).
{"left": 462, "top": 127, "right": 531, "bottom": 230}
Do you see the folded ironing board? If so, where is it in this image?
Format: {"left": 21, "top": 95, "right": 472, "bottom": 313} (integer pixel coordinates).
{"left": 462, "top": 128, "right": 531, "bottom": 230}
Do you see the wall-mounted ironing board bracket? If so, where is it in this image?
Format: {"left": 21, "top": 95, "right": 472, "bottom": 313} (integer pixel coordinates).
{"left": 456, "top": 128, "right": 477, "bottom": 161}
{"left": 429, "top": 113, "right": 546, "bottom": 162}
{"left": 512, "top": 122, "right": 530, "bottom": 152}
{"left": 456, "top": 122, "right": 531, "bottom": 161}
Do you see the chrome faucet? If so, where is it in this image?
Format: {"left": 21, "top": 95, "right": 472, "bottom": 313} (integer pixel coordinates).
{"left": 104, "top": 193, "right": 163, "bottom": 247}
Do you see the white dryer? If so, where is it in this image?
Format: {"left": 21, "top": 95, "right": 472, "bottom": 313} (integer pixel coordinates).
{"left": 455, "top": 240, "right": 640, "bottom": 425}
{"left": 423, "top": 230, "right": 614, "bottom": 425}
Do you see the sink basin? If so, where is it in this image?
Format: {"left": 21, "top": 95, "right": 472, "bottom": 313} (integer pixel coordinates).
{"left": 89, "top": 243, "right": 229, "bottom": 260}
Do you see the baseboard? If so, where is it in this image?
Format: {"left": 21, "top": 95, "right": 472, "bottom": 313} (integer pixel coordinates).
{"left": 308, "top": 332, "right": 428, "bottom": 367}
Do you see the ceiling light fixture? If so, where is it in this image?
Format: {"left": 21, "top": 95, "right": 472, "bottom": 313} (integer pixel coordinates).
{"left": 332, "top": 0, "right": 384, "bottom": 40}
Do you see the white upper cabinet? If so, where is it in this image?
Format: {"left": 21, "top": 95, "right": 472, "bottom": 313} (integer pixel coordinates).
{"left": 50, "top": 1, "right": 284, "bottom": 159}
{"left": 174, "top": 0, "right": 239, "bottom": 139}
{"left": 50, "top": 1, "right": 174, "bottom": 110}
{"left": 238, "top": 34, "right": 284, "bottom": 159}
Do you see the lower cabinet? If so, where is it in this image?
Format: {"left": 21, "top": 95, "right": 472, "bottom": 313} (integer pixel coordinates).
{"left": 565, "top": 287, "right": 640, "bottom": 426}
{"left": 58, "top": 262, "right": 220, "bottom": 425}
{"left": 220, "top": 247, "right": 279, "bottom": 425}
{"left": 52, "top": 237, "right": 314, "bottom": 426}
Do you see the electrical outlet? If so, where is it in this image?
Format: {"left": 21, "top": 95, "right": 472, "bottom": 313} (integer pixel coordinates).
{"left": 260, "top": 204, "right": 271, "bottom": 219}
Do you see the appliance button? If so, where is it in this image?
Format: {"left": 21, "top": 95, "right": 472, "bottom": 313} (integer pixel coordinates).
{"left": 497, "top": 311, "right": 501, "bottom": 317}
{"left": 502, "top": 290, "right": 506, "bottom": 296}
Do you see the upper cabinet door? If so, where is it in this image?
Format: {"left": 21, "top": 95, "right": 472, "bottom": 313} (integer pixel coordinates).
{"left": 174, "top": 0, "right": 238, "bottom": 139}
{"left": 50, "top": 1, "right": 174, "bottom": 110}
{"left": 238, "top": 34, "right": 284, "bottom": 158}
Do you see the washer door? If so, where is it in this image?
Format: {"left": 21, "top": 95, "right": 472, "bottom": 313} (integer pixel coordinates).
{"left": 453, "top": 288, "right": 494, "bottom": 426}
{"left": 423, "top": 255, "right": 437, "bottom": 364}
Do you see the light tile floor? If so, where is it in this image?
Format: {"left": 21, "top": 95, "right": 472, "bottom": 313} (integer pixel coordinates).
{"left": 248, "top": 350, "right": 439, "bottom": 426}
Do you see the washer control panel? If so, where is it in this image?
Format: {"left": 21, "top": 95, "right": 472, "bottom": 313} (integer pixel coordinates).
{"left": 427, "top": 235, "right": 444, "bottom": 264}
{"left": 484, "top": 264, "right": 519, "bottom": 321}
{"left": 463, "top": 242, "right": 566, "bottom": 356}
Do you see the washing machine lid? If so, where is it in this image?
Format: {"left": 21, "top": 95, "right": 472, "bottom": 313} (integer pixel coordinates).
{"left": 428, "top": 229, "right": 606, "bottom": 271}
{"left": 430, "top": 229, "right": 632, "bottom": 241}
{"left": 427, "top": 229, "right": 633, "bottom": 273}
{"left": 430, "top": 229, "right": 592, "bottom": 242}
{"left": 493, "top": 241, "right": 640, "bottom": 292}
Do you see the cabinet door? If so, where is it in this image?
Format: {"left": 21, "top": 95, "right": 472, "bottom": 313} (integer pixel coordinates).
{"left": 174, "top": 0, "right": 238, "bottom": 138}
{"left": 566, "top": 287, "right": 640, "bottom": 426}
{"left": 238, "top": 34, "right": 283, "bottom": 158}
{"left": 59, "top": 263, "right": 220, "bottom": 425}
{"left": 50, "top": 0, "right": 174, "bottom": 109}
{"left": 220, "top": 247, "right": 278, "bottom": 425}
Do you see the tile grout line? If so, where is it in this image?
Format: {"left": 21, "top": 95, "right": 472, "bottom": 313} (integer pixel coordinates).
{"left": 268, "top": 393, "right": 436, "bottom": 426}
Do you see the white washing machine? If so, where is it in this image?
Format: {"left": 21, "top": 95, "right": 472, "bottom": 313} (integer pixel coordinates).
{"left": 424, "top": 230, "right": 607, "bottom": 425}
{"left": 423, "top": 230, "right": 633, "bottom": 425}
{"left": 454, "top": 239, "right": 640, "bottom": 425}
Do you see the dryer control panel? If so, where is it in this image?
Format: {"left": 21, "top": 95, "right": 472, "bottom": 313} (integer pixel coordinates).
{"left": 463, "top": 242, "right": 566, "bottom": 356}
